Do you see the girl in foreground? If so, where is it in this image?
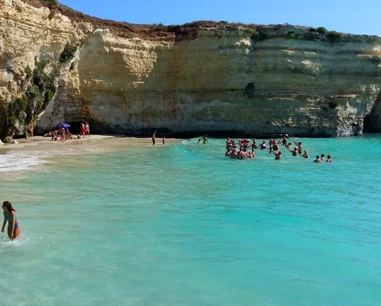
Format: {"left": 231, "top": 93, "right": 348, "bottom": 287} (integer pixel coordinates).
{"left": 1, "top": 201, "right": 21, "bottom": 240}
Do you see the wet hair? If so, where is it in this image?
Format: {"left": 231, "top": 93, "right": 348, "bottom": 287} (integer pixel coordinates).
{"left": 316, "top": 155, "right": 320, "bottom": 159}
{"left": 327, "top": 154, "right": 331, "bottom": 159}
{"left": 321, "top": 154, "right": 325, "bottom": 157}
{"left": 2, "top": 201, "right": 15, "bottom": 212}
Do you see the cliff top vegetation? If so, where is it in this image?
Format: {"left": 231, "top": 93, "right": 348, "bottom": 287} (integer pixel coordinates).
{"left": 21, "top": 0, "right": 380, "bottom": 43}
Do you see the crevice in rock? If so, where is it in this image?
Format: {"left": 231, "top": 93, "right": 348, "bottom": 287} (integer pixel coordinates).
{"left": 363, "top": 91, "right": 381, "bottom": 132}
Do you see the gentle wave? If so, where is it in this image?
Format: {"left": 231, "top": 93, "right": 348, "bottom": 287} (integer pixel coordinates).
{"left": 0, "top": 152, "right": 45, "bottom": 173}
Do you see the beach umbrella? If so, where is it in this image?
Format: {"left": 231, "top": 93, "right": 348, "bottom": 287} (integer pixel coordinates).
{"left": 57, "top": 122, "right": 70, "bottom": 129}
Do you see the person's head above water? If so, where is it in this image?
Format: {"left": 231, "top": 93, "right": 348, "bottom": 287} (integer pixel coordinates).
{"left": 2, "top": 201, "right": 14, "bottom": 212}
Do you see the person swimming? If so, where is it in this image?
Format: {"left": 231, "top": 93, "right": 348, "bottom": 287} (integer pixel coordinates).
{"left": 313, "top": 155, "right": 321, "bottom": 163}
{"left": 300, "top": 150, "right": 309, "bottom": 158}
{"left": 259, "top": 140, "right": 267, "bottom": 150}
{"left": 270, "top": 149, "right": 282, "bottom": 160}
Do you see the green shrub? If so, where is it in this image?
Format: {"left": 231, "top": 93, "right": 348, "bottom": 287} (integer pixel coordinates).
{"left": 25, "top": 66, "right": 32, "bottom": 78}
{"left": 36, "top": 60, "right": 47, "bottom": 71}
{"left": 327, "top": 31, "right": 342, "bottom": 42}
{"left": 286, "top": 31, "right": 296, "bottom": 39}
{"left": 59, "top": 44, "right": 77, "bottom": 63}
{"left": 7, "top": 96, "right": 27, "bottom": 124}
{"left": 305, "top": 31, "right": 320, "bottom": 41}
{"left": 317, "top": 27, "right": 328, "bottom": 34}
{"left": 252, "top": 32, "right": 268, "bottom": 41}
{"left": 42, "top": 0, "right": 58, "bottom": 7}
{"left": 240, "top": 27, "right": 258, "bottom": 39}
{"left": 7, "top": 60, "right": 57, "bottom": 129}
{"left": 45, "top": 89, "right": 55, "bottom": 103}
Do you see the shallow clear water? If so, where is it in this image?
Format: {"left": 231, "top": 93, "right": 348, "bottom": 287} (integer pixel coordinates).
{"left": 1, "top": 135, "right": 381, "bottom": 306}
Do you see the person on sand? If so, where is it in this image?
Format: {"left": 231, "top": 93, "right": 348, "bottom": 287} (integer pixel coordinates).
{"left": 80, "top": 122, "right": 86, "bottom": 138}
{"left": 51, "top": 130, "right": 58, "bottom": 141}
{"left": 59, "top": 127, "right": 66, "bottom": 142}
{"left": 313, "top": 155, "right": 321, "bottom": 163}
{"left": 326, "top": 154, "right": 332, "bottom": 163}
{"left": 162, "top": 136, "right": 166, "bottom": 145}
{"left": 152, "top": 131, "right": 157, "bottom": 145}
{"left": 65, "top": 128, "right": 72, "bottom": 141}
{"left": 85, "top": 122, "right": 90, "bottom": 138}
{"left": 1, "top": 201, "right": 21, "bottom": 240}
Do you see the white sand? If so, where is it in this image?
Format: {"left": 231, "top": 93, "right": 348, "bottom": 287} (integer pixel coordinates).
{"left": 0, "top": 134, "right": 176, "bottom": 153}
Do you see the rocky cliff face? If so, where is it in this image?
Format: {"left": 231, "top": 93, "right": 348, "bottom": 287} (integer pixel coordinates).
{"left": 1, "top": 0, "right": 381, "bottom": 140}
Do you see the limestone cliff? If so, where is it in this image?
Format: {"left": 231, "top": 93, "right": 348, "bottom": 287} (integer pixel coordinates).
{"left": 1, "top": 0, "right": 381, "bottom": 140}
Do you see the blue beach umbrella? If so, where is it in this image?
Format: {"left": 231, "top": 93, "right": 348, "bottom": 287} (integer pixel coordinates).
{"left": 57, "top": 122, "right": 70, "bottom": 129}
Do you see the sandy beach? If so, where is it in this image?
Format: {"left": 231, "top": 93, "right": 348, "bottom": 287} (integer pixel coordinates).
{"left": 0, "top": 134, "right": 176, "bottom": 154}
{"left": 0, "top": 135, "right": 117, "bottom": 152}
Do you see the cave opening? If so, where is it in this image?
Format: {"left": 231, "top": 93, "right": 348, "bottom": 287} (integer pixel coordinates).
{"left": 363, "top": 91, "right": 381, "bottom": 133}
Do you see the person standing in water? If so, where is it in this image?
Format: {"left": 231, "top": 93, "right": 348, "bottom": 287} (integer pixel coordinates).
{"left": 1, "top": 201, "right": 21, "bottom": 240}
{"left": 293, "top": 141, "right": 303, "bottom": 154}
{"left": 198, "top": 134, "right": 208, "bottom": 144}
{"left": 270, "top": 150, "right": 282, "bottom": 160}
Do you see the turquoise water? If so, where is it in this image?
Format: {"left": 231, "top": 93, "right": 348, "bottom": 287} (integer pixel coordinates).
{"left": 1, "top": 135, "right": 381, "bottom": 306}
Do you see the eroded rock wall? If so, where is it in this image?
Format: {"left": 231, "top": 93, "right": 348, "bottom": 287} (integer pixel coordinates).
{"left": 0, "top": 0, "right": 92, "bottom": 138}
{"left": 1, "top": 0, "right": 381, "bottom": 139}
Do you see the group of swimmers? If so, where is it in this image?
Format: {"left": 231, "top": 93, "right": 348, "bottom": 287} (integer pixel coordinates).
{"left": 225, "top": 136, "right": 332, "bottom": 162}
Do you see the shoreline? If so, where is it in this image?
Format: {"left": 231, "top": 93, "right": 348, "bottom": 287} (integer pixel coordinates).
{"left": 0, "top": 134, "right": 178, "bottom": 154}
{"left": 0, "top": 135, "right": 121, "bottom": 152}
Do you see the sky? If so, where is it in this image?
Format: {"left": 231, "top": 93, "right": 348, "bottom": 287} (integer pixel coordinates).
{"left": 58, "top": 0, "right": 381, "bottom": 37}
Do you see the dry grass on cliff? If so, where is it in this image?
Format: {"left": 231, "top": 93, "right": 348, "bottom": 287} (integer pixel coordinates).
{"left": 20, "top": 0, "right": 259, "bottom": 41}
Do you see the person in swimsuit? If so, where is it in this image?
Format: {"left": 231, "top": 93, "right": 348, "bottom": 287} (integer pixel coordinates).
{"left": 85, "top": 122, "right": 90, "bottom": 138}
{"left": 2, "top": 201, "right": 21, "bottom": 240}
{"left": 80, "top": 122, "right": 87, "bottom": 138}
{"left": 313, "top": 155, "right": 321, "bottom": 163}
{"left": 259, "top": 140, "right": 267, "bottom": 150}
{"left": 287, "top": 146, "right": 298, "bottom": 156}
{"left": 326, "top": 154, "right": 332, "bottom": 163}
{"left": 281, "top": 136, "right": 287, "bottom": 146}
{"left": 202, "top": 134, "right": 208, "bottom": 145}
{"left": 270, "top": 150, "right": 282, "bottom": 160}
{"left": 300, "top": 150, "right": 309, "bottom": 158}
